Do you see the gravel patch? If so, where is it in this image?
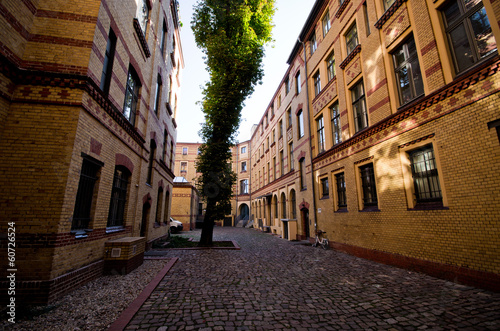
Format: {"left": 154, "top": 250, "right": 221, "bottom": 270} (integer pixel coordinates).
{"left": 1, "top": 259, "right": 171, "bottom": 331}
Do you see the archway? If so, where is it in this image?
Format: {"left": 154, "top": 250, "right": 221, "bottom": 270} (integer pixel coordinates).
{"left": 239, "top": 203, "right": 249, "bottom": 220}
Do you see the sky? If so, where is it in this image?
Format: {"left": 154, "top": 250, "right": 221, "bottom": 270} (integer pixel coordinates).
{"left": 176, "top": 0, "right": 316, "bottom": 143}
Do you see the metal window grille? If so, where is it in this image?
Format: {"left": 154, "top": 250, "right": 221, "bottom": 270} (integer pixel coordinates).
{"left": 335, "top": 173, "right": 347, "bottom": 208}
{"left": 107, "top": 167, "right": 129, "bottom": 227}
{"left": 72, "top": 160, "right": 100, "bottom": 230}
{"left": 409, "top": 145, "right": 442, "bottom": 203}
{"left": 360, "top": 164, "right": 377, "bottom": 206}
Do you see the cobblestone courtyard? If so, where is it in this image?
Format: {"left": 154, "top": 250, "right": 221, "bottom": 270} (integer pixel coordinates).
{"left": 125, "top": 227, "right": 499, "bottom": 330}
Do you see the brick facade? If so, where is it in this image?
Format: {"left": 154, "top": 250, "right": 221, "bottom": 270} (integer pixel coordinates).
{"left": 0, "top": 0, "right": 183, "bottom": 304}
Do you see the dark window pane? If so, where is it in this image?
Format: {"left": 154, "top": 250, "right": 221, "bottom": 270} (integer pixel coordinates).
{"left": 450, "top": 24, "right": 475, "bottom": 71}
{"left": 470, "top": 7, "right": 497, "bottom": 58}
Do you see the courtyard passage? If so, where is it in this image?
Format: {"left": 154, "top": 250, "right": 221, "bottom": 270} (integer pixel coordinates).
{"left": 126, "top": 227, "right": 499, "bottom": 330}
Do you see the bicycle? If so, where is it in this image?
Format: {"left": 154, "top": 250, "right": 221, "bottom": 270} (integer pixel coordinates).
{"left": 312, "top": 229, "right": 329, "bottom": 249}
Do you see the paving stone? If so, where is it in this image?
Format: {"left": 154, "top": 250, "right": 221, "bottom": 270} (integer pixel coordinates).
{"left": 121, "top": 228, "right": 500, "bottom": 330}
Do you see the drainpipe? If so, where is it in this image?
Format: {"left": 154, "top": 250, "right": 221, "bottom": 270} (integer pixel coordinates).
{"left": 298, "top": 37, "right": 319, "bottom": 239}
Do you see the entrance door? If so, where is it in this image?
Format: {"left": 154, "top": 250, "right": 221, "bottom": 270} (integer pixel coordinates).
{"left": 140, "top": 202, "right": 151, "bottom": 237}
{"left": 301, "top": 209, "right": 310, "bottom": 239}
{"left": 239, "top": 204, "right": 249, "bottom": 220}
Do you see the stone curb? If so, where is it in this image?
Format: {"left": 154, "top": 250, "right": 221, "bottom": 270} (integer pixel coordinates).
{"left": 107, "top": 257, "right": 179, "bottom": 331}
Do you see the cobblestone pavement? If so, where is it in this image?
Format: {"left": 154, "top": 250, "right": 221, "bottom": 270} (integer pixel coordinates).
{"left": 125, "top": 227, "right": 500, "bottom": 330}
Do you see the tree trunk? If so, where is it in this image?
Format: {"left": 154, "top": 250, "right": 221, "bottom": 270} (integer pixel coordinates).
{"left": 199, "top": 198, "right": 215, "bottom": 246}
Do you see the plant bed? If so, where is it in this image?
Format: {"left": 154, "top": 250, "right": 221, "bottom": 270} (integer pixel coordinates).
{"left": 152, "top": 236, "right": 240, "bottom": 250}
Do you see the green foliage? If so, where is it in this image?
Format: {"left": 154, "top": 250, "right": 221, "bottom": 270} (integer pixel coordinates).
{"left": 191, "top": 0, "right": 275, "bottom": 244}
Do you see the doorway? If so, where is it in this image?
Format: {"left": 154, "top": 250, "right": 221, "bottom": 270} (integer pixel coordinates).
{"left": 140, "top": 202, "right": 151, "bottom": 237}
{"left": 301, "top": 208, "right": 310, "bottom": 239}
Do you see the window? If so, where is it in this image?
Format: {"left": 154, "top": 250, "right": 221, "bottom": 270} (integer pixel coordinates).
{"left": 289, "top": 142, "right": 294, "bottom": 171}
{"left": 146, "top": 140, "right": 156, "bottom": 185}
{"left": 297, "top": 110, "right": 304, "bottom": 138}
{"left": 160, "top": 21, "right": 167, "bottom": 57}
{"left": 273, "top": 156, "right": 277, "bottom": 178}
{"left": 137, "top": 0, "right": 149, "bottom": 35}
{"left": 182, "top": 147, "right": 188, "bottom": 155}
{"left": 442, "top": 0, "right": 497, "bottom": 73}
{"left": 359, "top": 163, "right": 378, "bottom": 208}
{"left": 162, "top": 130, "right": 168, "bottom": 162}
{"left": 317, "top": 115, "right": 325, "bottom": 153}
{"left": 108, "top": 166, "right": 130, "bottom": 228}
{"left": 241, "top": 146, "right": 247, "bottom": 154}
{"left": 409, "top": 145, "right": 442, "bottom": 204}
{"left": 197, "top": 148, "right": 202, "bottom": 155}
{"left": 310, "top": 33, "right": 317, "bottom": 55}
{"left": 363, "top": 2, "right": 371, "bottom": 36}
{"left": 123, "top": 67, "right": 140, "bottom": 125}
{"left": 180, "top": 161, "right": 187, "bottom": 172}
{"left": 352, "top": 80, "right": 368, "bottom": 132}
{"left": 281, "top": 193, "right": 287, "bottom": 218}
{"left": 272, "top": 129, "right": 276, "bottom": 144}
{"left": 322, "top": 11, "right": 331, "bottom": 37}
{"left": 279, "top": 119, "right": 283, "bottom": 137}
{"left": 384, "top": 0, "right": 396, "bottom": 10}
{"left": 72, "top": 157, "right": 102, "bottom": 231}
{"left": 280, "top": 150, "right": 285, "bottom": 176}
{"left": 155, "top": 187, "right": 163, "bottom": 225}
{"left": 274, "top": 196, "right": 278, "bottom": 218}
{"left": 169, "top": 141, "right": 174, "bottom": 169}
{"left": 278, "top": 95, "right": 281, "bottom": 108}
{"left": 270, "top": 105, "right": 274, "bottom": 117}
{"left": 240, "top": 179, "right": 249, "bottom": 194}
{"left": 285, "top": 76, "right": 291, "bottom": 95}
{"left": 290, "top": 189, "right": 297, "bottom": 219}
{"left": 331, "top": 103, "right": 342, "bottom": 145}
{"left": 287, "top": 108, "right": 292, "bottom": 128}
{"left": 299, "top": 158, "right": 307, "bottom": 190}
{"left": 268, "top": 162, "right": 271, "bottom": 183}
{"left": 296, "top": 71, "right": 301, "bottom": 94}
{"left": 321, "top": 177, "right": 329, "bottom": 198}
{"left": 313, "top": 71, "right": 321, "bottom": 97}
{"left": 346, "top": 23, "right": 359, "bottom": 55}
{"left": 326, "top": 52, "right": 335, "bottom": 82}
{"left": 393, "top": 36, "right": 424, "bottom": 106}
{"left": 335, "top": 172, "right": 347, "bottom": 210}
{"left": 241, "top": 161, "right": 247, "bottom": 172}
{"left": 153, "top": 74, "right": 162, "bottom": 115}
{"left": 168, "top": 76, "right": 173, "bottom": 105}
{"left": 100, "top": 29, "right": 116, "bottom": 95}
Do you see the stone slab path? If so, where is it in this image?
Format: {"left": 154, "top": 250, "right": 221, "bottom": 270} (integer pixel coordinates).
{"left": 123, "top": 227, "right": 499, "bottom": 330}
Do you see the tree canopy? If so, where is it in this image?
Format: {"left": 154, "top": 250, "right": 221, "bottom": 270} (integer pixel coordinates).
{"left": 191, "top": 0, "right": 275, "bottom": 245}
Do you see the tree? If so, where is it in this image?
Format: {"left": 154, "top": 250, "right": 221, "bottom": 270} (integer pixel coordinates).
{"left": 192, "top": 0, "right": 275, "bottom": 246}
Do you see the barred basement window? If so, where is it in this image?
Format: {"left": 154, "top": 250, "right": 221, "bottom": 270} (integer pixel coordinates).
{"left": 359, "top": 163, "right": 378, "bottom": 208}
{"left": 409, "top": 145, "right": 442, "bottom": 203}
{"left": 108, "top": 166, "right": 130, "bottom": 228}
{"left": 72, "top": 156, "right": 103, "bottom": 231}
{"left": 335, "top": 172, "right": 347, "bottom": 209}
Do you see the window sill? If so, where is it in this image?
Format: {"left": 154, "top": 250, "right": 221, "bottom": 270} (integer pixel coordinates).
{"left": 106, "top": 226, "right": 125, "bottom": 234}
{"left": 359, "top": 206, "right": 380, "bottom": 212}
{"left": 320, "top": 195, "right": 330, "bottom": 200}
{"left": 335, "top": 208, "right": 348, "bottom": 213}
{"left": 71, "top": 229, "right": 93, "bottom": 239}
{"left": 408, "top": 202, "right": 448, "bottom": 211}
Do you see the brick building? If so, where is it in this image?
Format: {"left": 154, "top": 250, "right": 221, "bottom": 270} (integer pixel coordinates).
{"left": 255, "top": 0, "right": 500, "bottom": 290}
{"left": 0, "top": 0, "right": 183, "bottom": 304}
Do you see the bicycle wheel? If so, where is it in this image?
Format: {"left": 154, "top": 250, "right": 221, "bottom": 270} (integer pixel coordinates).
{"left": 322, "top": 239, "right": 329, "bottom": 249}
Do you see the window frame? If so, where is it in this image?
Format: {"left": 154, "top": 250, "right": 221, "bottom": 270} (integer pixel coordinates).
{"left": 313, "top": 71, "right": 321, "bottom": 97}
{"left": 345, "top": 23, "right": 359, "bottom": 55}
{"left": 326, "top": 52, "right": 335, "bottom": 82}
{"left": 299, "top": 157, "right": 307, "bottom": 190}
{"left": 351, "top": 79, "right": 369, "bottom": 132}
{"left": 322, "top": 10, "right": 331, "bottom": 37}
{"left": 123, "top": 67, "right": 140, "bottom": 125}
{"left": 355, "top": 162, "right": 379, "bottom": 211}
{"left": 399, "top": 139, "right": 448, "bottom": 209}
{"left": 316, "top": 114, "right": 325, "bottom": 153}
{"left": 310, "top": 33, "right": 317, "bottom": 55}
{"left": 331, "top": 102, "right": 342, "bottom": 145}
{"left": 107, "top": 166, "right": 130, "bottom": 228}
{"left": 296, "top": 71, "right": 302, "bottom": 94}
{"left": 297, "top": 109, "right": 305, "bottom": 138}
{"left": 441, "top": 0, "right": 497, "bottom": 74}
{"left": 333, "top": 171, "right": 347, "bottom": 211}
{"left": 320, "top": 176, "right": 330, "bottom": 198}
{"left": 100, "top": 29, "right": 116, "bottom": 96}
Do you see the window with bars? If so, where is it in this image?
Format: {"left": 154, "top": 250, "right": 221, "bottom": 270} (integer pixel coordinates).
{"left": 321, "top": 177, "right": 329, "bottom": 198}
{"left": 107, "top": 166, "right": 130, "bottom": 227}
{"left": 335, "top": 172, "right": 347, "bottom": 209}
{"left": 393, "top": 36, "right": 424, "bottom": 106}
{"left": 72, "top": 157, "right": 102, "bottom": 231}
{"left": 359, "top": 163, "right": 378, "bottom": 208}
{"left": 331, "top": 103, "right": 342, "bottom": 145}
{"left": 442, "top": 0, "right": 497, "bottom": 73}
{"left": 317, "top": 115, "right": 325, "bottom": 153}
{"left": 352, "top": 80, "right": 368, "bottom": 132}
{"left": 409, "top": 145, "right": 443, "bottom": 204}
